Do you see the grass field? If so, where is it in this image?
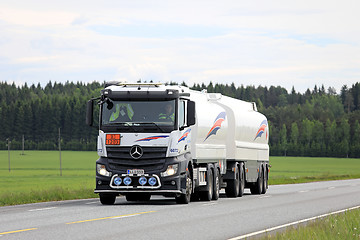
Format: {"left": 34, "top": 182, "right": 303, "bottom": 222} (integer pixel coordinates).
{"left": 269, "top": 156, "right": 360, "bottom": 185}
{"left": 260, "top": 207, "right": 360, "bottom": 240}
{"left": 0, "top": 151, "right": 360, "bottom": 206}
{"left": 0, "top": 151, "right": 98, "bottom": 206}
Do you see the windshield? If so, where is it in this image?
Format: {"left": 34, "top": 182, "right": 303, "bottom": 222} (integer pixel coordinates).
{"left": 101, "top": 100, "right": 176, "bottom": 132}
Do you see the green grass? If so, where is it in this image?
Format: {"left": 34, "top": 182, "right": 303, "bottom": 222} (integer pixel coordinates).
{"left": 269, "top": 156, "right": 360, "bottom": 185}
{"left": 259, "top": 207, "right": 360, "bottom": 240}
{"left": 0, "top": 152, "right": 360, "bottom": 206}
{"left": 0, "top": 151, "right": 98, "bottom": 206}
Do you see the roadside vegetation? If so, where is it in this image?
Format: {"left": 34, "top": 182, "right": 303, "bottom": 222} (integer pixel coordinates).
{"left": 1, "top": 81, "right": 360, "bottom": 158}
{"left": 259, "top": 207, "right": 360, "bottom": 240}
{"left": 0, "top": 151, "right": 97, "bottom": 206}
{"left": 269, "top": 156, "right": 360, "bottom": 185}
{"left": 1, "top": 151, "right": 359, "bottom": 206}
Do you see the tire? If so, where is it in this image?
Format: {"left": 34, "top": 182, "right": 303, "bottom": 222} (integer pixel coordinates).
{"left": 225, "top": 165, "right": 240, "bottom": 198}
{"left": 212, "top": 168, "right": 220, "bottom": 200}
{"left": 262, "top": 166, "right": 268, "bottom": 194}
{"left": 250, "top": 165, "right": 263, "bottom": 195}
{"left": 176, "top": 168, "right": 192, "bottom": 204}
{"left": 200, "top": 168, "right": 213, "bottom": 201}
{"left": 99, "top": 193, "right": 116, "bottom": 205}
{"left": 238, "top": 163, "right": 245, "bottom": 197}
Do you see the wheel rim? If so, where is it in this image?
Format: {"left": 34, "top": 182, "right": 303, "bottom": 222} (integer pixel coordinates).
{"left": 240, "top": 167, "right": 245, "bottom": 192}
{"left": 186, "top": 171, "right": 192, "bottom": 199}
{"left": 215, "top": 171, "right": 220, "bottom": 194}
{"left": 259, "top": 168, "right": 263, "bottom": 193}
{"left": 208, "top": 172, "right": 213, "bottom": 198}
{"left": 263, "top": 168, "right": 267, "bottom": 191}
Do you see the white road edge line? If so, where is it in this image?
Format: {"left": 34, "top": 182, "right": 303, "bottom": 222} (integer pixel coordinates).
{"left": 259, "top": 195, "right": 271, "bottom": 199}
{"left": 202, "top": 203, "right": 218, "bottom": 206}
{"left": 228, "top": 205, "right": 360, "bottom": 240}
{"left": 85, "top": 201, "right": 98, "bottom": 205}
{"left": 298, "top": 190, "right": 309, "bottom": 193}
{"left": 28, "top": 207, "right": 57, "bottom": 212}
{"left": 111, "top": 215, "right": 137, "bottom": 220}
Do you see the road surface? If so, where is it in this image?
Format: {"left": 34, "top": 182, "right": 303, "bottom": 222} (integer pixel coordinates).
{"left": 1, "top": 179, "right": 360, "bottom": 240}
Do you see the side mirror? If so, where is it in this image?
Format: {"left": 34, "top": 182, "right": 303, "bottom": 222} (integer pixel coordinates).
{"left": 187, "top": 101, "right": 196, "bottom": 126}
{"left": 86, "top": 100, "right": 94, "bottom": 126}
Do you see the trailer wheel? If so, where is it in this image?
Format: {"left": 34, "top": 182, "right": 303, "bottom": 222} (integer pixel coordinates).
{"left": 212, "top": 168, "right": 220, "bottom": 200}
{"left": 225, "top": 165, "right": 240, "bottom": 198}
{"left": 262, "top": 166, "right": 268, "bottom": 194}
{"left": 99, "top": 193, "right": 116, "bottom": 205}
{"left": 238, "top": 162, "right": 245, "bottom": 197}
{"left": 200, "top": 168, "right": 213, "bottom": 201}
{"left": 176, "top": 168, "right": 192, "bottom": 204}
{"left": 250, "top": 165, "right": 263, "bottom": 195}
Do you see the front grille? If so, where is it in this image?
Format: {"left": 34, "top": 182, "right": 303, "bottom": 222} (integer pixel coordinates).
{"left": 107, "top": 146, "right": 167, "bottom": 173}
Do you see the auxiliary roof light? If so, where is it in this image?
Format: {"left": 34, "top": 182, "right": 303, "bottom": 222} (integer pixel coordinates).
{"left": 148, "top": 177, "right": 157, "bottom": 186}
{"left": 123, "top": 176, "right": 132, "bottom": 186}
{"left": 138, "top": 176, "right": 147, "bottom": 186}
{"left": 114, "top": 176, "right": 122, "bottom": 186}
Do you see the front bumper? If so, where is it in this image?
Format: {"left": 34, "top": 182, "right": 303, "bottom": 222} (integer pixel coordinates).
{"left": 94, "top": 156, "right": 188, "bottom": 196}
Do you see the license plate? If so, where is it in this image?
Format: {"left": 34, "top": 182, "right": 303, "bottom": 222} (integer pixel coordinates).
{"left": 127, "top": 169, "right": 144, "bottom": 175}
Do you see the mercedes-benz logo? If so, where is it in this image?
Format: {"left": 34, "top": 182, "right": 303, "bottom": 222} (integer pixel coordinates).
{"left": 130, "top": 145, "right": 143, "bottom": 159}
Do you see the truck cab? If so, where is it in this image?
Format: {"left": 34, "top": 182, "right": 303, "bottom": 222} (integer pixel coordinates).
{"left": 87, "top": 82, "right": 269, "bottom": 205}
{"left": 87, "top": 83, "right": 196, "bottom": 204}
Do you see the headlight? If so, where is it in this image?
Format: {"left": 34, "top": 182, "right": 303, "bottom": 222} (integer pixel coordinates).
{"left": 161, "top": 164, "right": 178, "bottom": 177}
{"left": 97, "top": 164, "right": 112, "bottom": 177}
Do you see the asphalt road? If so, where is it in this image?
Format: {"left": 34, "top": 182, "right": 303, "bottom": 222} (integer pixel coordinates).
{"left": 1, "top": 179, "right": 360, "bottom": 240}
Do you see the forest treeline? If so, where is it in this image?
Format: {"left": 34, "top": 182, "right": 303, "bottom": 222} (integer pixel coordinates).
{"left": 0, "top": 81, "right": 359, "bottom": 157}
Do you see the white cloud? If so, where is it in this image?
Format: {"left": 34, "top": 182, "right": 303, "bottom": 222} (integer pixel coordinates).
{"left": 0, "top": 0, "right": 359, "bottom": 93}
{"left": 0, "top": 7, "right": 77, "bottom": 26}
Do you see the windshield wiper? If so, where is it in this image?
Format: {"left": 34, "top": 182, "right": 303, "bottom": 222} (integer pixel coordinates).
{"left": 137, "top": 122, "right": 165, "bottom": 133}
{"left": 103, "top": 122, "right": 138, "bottom": 132}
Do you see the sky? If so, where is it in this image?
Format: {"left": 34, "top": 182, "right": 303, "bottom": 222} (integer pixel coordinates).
{"left": 0, "top": 0, "right": 359, "bottom": 93}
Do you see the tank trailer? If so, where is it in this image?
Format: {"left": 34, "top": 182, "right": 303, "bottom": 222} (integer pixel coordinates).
{"left": 86, "top": 82, "right": 269, "bottom": 204}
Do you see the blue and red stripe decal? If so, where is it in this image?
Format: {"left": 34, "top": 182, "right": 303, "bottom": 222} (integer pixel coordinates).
{"left": 254, "top": 120, "right": 268, "bottom": 140}
{"left": 204, "top": 112, "right": 226, "bottom": 141}
{"left": 136, "top": 135, "right": 169, "bottom": 142}
{"left": 178, "top": 129, "right": 191, "bottom": 143}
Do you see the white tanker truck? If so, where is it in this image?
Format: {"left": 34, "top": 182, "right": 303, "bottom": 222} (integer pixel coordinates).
{"left": 86, "top": 82, "right": 269, "bottom": 204}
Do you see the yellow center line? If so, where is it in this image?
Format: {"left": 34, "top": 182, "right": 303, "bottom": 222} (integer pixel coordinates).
{"left": 0, "top": 228, "right": 37, "bottom": 235}
{"left": 66, "top": 211, "right": 156, "bottom": 224}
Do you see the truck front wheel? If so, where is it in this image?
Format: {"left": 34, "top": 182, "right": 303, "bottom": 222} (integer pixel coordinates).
{"left": 175, "top": 169, "right": 192, "bottom": 204}
{"left": 99, "top": 193, "right": 116, "bottom": 205}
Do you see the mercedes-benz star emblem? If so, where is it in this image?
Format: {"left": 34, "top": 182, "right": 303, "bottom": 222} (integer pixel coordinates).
{"left": 130, "top": 145, "right": 143, "bottom": 159}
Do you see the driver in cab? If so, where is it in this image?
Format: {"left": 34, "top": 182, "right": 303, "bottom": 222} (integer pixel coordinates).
{"left": 158, "top": 103, "right": 174, "bottom": 121}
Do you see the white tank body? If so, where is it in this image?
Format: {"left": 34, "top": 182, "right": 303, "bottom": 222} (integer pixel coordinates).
{"left": 189, "top": 90, "right": 269, "bottom": 165}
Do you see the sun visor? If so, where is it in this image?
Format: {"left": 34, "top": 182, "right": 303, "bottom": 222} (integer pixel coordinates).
{"left": 102, "top": 89, "right": 179, "bottom": 100}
